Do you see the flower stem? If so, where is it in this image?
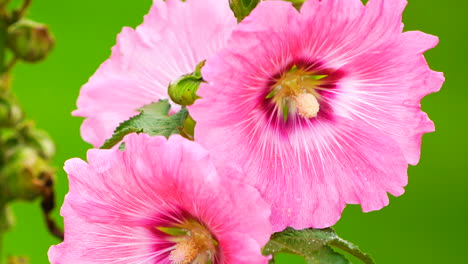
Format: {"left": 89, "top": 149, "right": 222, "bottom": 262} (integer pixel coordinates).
{"left": 0, "top": 230, "right": 3, "bottom": 264}
{"left": 0, "top": 7, "right": 6, "bottom": 264}
{"left": 0, "top": 204, "right": 11, "bottom": 264}
{"left": 0, "top": 16, "right": 8, "bottom": 94}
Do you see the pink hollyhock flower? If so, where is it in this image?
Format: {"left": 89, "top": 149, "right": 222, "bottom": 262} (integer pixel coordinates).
{"left": 189, "top": 0, "right": 444, "bottom": 231}
{"left": 48, "top": 134, "right": 271, "bottom": 263}
{"left": 73, "top": 0, "right": 236, "bottom": 147}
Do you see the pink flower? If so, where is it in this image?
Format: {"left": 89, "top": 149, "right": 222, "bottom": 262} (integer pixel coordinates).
{"left": 73, "top": 0, "right": 236, "bottom": 147}
{"left": 48, "top": 134, "right": 271, "bottom": 263}
{"left": 189, "top": 0, "right": 444, "bottom": 231}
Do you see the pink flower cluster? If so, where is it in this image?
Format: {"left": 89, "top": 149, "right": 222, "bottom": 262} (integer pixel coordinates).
{"left": 51, "top": 0, "right": 443, "bottom": 263}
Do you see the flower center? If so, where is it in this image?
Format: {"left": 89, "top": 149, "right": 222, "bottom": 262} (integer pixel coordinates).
{"left": 158, "top": 219, "right": 217, "bottom": 264}
{"left": 267, "top": 65, "right": 327, "bottom": 122}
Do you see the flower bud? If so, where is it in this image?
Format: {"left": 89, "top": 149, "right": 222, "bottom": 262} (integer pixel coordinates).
{"left": 0, "top": 97, "right": 23, "bottom": 127}
{"left": 7, "top": 19, "right": 54, "bottom": 63}
{"left": 0, "top": 146, "right": 54, "bottom": 202}
{"left": 168, "top": 61, "right": 204, "bottom": 106}
{"left": 19, "top": 122, "right": 55, "bottom": 160}
{"left": 229, "top": 0, "right": 260, "bottom": 22}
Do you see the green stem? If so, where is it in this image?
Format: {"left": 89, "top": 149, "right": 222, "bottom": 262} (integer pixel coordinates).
{"left": 0, "top": 204, "right": 10, "bottom": 264}
{"left": 0, "top": 0, "right": 11, "bottom": 9}
{"left": 0, "top": 18, "right": 8, "bottom": 94}
{"left": 0, "top": 229, "right": 2, "bottom": 264}
{"left": 13, "top": 0, "right": 32, "bottom": 22}
{"left": 0, "top": 231, "right": 2, "bottom": 264}
{"left": 0, "top": 5, "right": 8, "bottom": 264}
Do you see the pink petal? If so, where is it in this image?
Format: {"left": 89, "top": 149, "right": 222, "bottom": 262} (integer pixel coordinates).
{"left": 299, "top": 0, "right": 406, "bottom": 68}
{"left": 51, "top": 134, "right": 271, "bottom": 263}
{"left": 193, "top": 112, "right": 408, "bottom": 230}
{"left": 64, "top": 135, "right": 220, "bottom": 226}
{"left": 190, "top": 0, "right": 444, "bottom": 230}
{"left": 48, "top": 203, "right": 158, "bottom": 264}
{"left": 74, "top": 0, "right": 236, "bottom": 147}
{"left": 331, "top": 31, "right": 444, "bottom": 164}
{"left": 301, "top": 0, "right": 364, "bottom": 22}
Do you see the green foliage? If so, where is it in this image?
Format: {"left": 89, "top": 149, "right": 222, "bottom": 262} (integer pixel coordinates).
{"left": 229, "top": 0, "right": 260, "bottom": 22}
{"left": 263, "top": 228, "right": 375, "bottom": 264}
{"left": 19, "top": 124, "right": 55, "bottom": 160}
{"left": 0, "top": 96, "right": 22, "bottom": 127}
{"left": 0, "top": 146, "right": 53, "bottom": 202}
{"left": 101, "top": 100, "right": 189, "bottom": 149}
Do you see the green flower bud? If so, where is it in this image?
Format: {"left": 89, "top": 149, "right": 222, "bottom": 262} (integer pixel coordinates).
{"left": 19, "top": 122, "right": 55, "bottom": 160}
{"left": 0, "top": 146, "right": 54, "bottom": 202}
{"left": 168, "top": 61, "right": 204, "bottom": 106}
{"left": 0, "top": 127, "right": 21, "bottom": 153}
{"left": 0, "top": 97, "right": 23, "bottom": 127}
{"left": 7, "top": 19, "right": 54, "bottom": 63}
{"left": 229, "top": 0, "right": 260, "bottom": 22}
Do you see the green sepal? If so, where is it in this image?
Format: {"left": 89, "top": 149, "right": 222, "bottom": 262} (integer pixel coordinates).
{"left": 118, "top": 142, "right": 126, "bottom": 151}
{"left": 311, "top": 74, "right": 328, "bottom": 80}
{"left": 157, "top": 227, "right": 188, "bottom": 237}
{"left": 229, "top": 0, "right": 261, "bottom": 22}
{"left": 266, "top": 89, "right": 276, "bottom": 99}
{"left": 100, "top": 100, "right": 189, "bottom": 149}
{"left": 168, "top": 61, "right": 204, "bottom": 106}
{"left": 178, "top": 114, "right": 196, "bottom": 141}
{"left": 263, "top": 228, "right": 375, "bottom": 264}
{"left": 284, "top": 0, "right": 307, "bottom": 10}
{"left": 289, "top": 65, "right": 298, "bottom": 73}
{"left": 283, "top": 103, "right": 289, "bottom": 123}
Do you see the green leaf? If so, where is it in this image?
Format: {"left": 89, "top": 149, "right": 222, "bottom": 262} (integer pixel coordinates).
{"left": 100, "top": 100, "right": 189, "bottom": 149}
{"left": 229, "top": 0, "right": 261, "bottom": 22}
{"left": 263, "top": 228, "right": 375, "bottom": 264}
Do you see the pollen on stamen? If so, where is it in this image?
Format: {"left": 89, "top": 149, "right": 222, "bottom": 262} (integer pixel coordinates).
{"left": 169, "top": 240, "right": 198, "bottom": 264}
{"left": 293, "top": 93, "right": 320, "bottom": 118}
{"left": 267, "top": 64, "right": 327, "bottom": 122}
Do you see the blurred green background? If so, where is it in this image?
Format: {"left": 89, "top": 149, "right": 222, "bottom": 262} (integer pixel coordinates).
{"left": 2, "top": 0, "right": 466, "bottom": 263}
